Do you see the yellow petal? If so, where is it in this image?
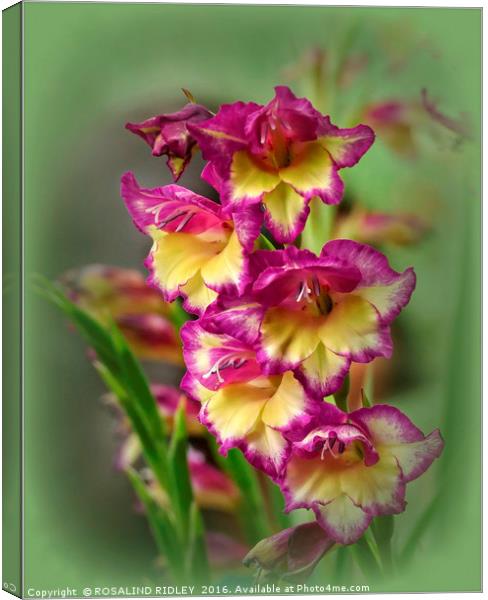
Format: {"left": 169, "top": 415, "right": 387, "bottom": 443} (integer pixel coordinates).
{"left": 151, "top": 232, "right": 224, "bottom": 294}
{"left": 279, "top": 141, "right": 334, "bottom": 194}
{"left": 286, "top": 454, "right": 343, "bottom": 506}
{"left": 261, "top": 372, "right": 307, "bottom": 429}
{"left": 200, "top": 230, "right": 246, "bottom": 290}
{"left": 261, "top": 307, "right": 321, "bottom": 365}
{"left": 179, "top": 272, "right": 218, "bottom": 313}
{"left": 340, "top": 451, "right": 401, "bottom": 512}
{"left": 230, "top": 151, "right": 280, "bottom": 202}
{"left": 299, "top": 344, "right": 349, "bottom": 392}
{"left": 262, "top": 182, "right": 307, "bottom": 238}
{"left": 245, "top": 420, "right": 288, "bottom": 467}
{"left": 319, "top": 295, "right": 381, "bottom": 357}
{"left": 205, "top": 380, "right": 271, "bottom": 442}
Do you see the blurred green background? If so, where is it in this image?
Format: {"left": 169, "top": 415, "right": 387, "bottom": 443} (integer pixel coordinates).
{"left": 21, "top": 2, "right": 480, "bottom": 594}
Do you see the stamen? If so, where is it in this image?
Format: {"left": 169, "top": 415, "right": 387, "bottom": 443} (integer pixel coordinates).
{"left": 320, "top": 441, "right": 328, "bottom": 461}
{"left": 145, "top": 204, "right": 187, "bottom": 227}
{"left": 296, "top": 281, "right": 307, "bottom": 302}
{"left": 175, "top": 211, "right": 194, "bottom": 232}
{"left": 201, "top": 353, "right": 247, "bottom": 384}
{"left": 338, "top": 441, "right": 346, "bottom": 454}
{"left": 312, "top": 276, "right": 321, "bottom": 297}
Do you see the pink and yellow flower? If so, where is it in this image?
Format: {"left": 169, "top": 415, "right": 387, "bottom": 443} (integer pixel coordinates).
{"left": 250, "top": 240, "right": 415, "bottom": 398}
{"left": 279, "top": 403, "right": 444, "bottom": 544}
{"left": 126, "top": 102, "right": 212, "bottom": 180}
{"left": 180, "top": 318, "right": 313, "bottom": 478}
{"left": 189, "top": 86, "right": 374, "bottom": 245}
{"left": 61, "top": 264, "right": 182, "bottom": 364}
{"left": 121, "top": 172, "right": 251, "bottom": 315}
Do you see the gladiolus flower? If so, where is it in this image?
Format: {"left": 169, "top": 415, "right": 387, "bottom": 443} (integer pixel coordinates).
{"left": 189, "top": 86, "right": 374, "bottom": 245}
{"left": 126, "top": 103, "right": 212, "bottom": 180}
{"left": 279, "top": 403, "right": 444, "bottom": 544}
{"left": 121, "top": 172, "right": 251, "bottom": 315}
{"left": 180, "top": 319, "right": 313, "bottom": 478}
{"left": 251, "top": 241, "right": 415, "bottom": 398}
{"left": 243, "top": 521, "right": 335, "bottom": 581}
{"left": 61, "top": 264, "right": 182, "bottom": 364}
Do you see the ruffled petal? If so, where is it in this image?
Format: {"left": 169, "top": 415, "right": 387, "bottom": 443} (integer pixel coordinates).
{"left": 180, "top": 320, "right": 261, "bottom": 391}
{"left": 319, "top": 295, "right": 393, "bottom": 362}
{"left": 146, "top": 231, "right": 223, "bottom": 302}
{"left": 314, "top": 495, "right": 372, "bottom": 545}
{"left": 202, "top": 296, "right": 264, "bottom": 346}
{"left": 295, "top": 345, "right": 351, "bottom": 399}
{"left": 282, "top": 454, "right": 342, "bottom": 511}
{"left": 180, "top": 371, "right": 214, "bottom": 404}
{"left": 179, "top": 272, "right": 218, "bottom": 315}
{"left": 201, "top": 377, "right": 291, "bottom": 477}
{"left": 257, "top": 307, "right": 322, "bottom": 372}
{"left": 322, "top": 240, "right": 416, "bottom": 323}
{"left": 279, "top": 141, "right": 344, "bottom": 205}
{"left": 385, "top": 430, "right": 444, "bottom": 482}
{"left": 243, "top": 420, "right": 290, "bottom": 478}
{"left": 228, "top": 150, "right": 280, "bottom": 205}
{"left": 231, "top": 203, "right": 264, "bottom": 252}
{"left": 261, "top": 372, "right": 311, "bottom": 430}
{"left": 318, "top": 121, "right": 375, "bottom": 169}
{"left": 201, "top": 380, "right": 270, "bottom": 447}
{"left": 262, "top": 182, "right": 310, "bottom": 244}
{"left": 351, "top": 405, "right": 444, "bottom": 482}
{"left": 189, "top": 101, "right": 260, "bottom": 161}
{"left": 200, "top": 230, "right": 250, "bottom": 295}
{"left": 120, "top": 171, "right": 225, "bottom": 236}
{"left": 339, "top": 452, "right": 406, "bottom": 516}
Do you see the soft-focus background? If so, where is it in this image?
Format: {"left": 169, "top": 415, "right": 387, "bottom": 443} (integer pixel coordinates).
{"left": 23, "top": 3, "right": 480, "bottom": 593}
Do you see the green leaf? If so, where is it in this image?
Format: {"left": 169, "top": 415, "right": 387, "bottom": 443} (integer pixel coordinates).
{"left": 126, "top": 468, "right": 185, "bottom": 582}
{"left": 220, "top": 448, "right": 271, "bottom": 544}
{"left": 352, "top": 532, "right": 382, "bottom": 579}
{"left": 372, "top": 515, "right": 394, "bottom": 571}
{"left": 109, "top": 321, "right": 168, "bottom": 444}
{"left": 168, "top": 401, "right": 194, "bottom": 541}
{"left": 95, "top": 362, "right": 169, "bottom": 490}
{"left": 186, "top": 502, "right": 209, "bottom": 582}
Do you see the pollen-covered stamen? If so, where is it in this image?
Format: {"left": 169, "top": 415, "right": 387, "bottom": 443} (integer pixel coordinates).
{"left": 202, "top": 353, "right": 248, "bottom": 384}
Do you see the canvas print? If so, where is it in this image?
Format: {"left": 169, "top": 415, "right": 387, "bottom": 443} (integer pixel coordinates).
{"left": 2, "top": 2, "right": 481, "bottom": 597}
